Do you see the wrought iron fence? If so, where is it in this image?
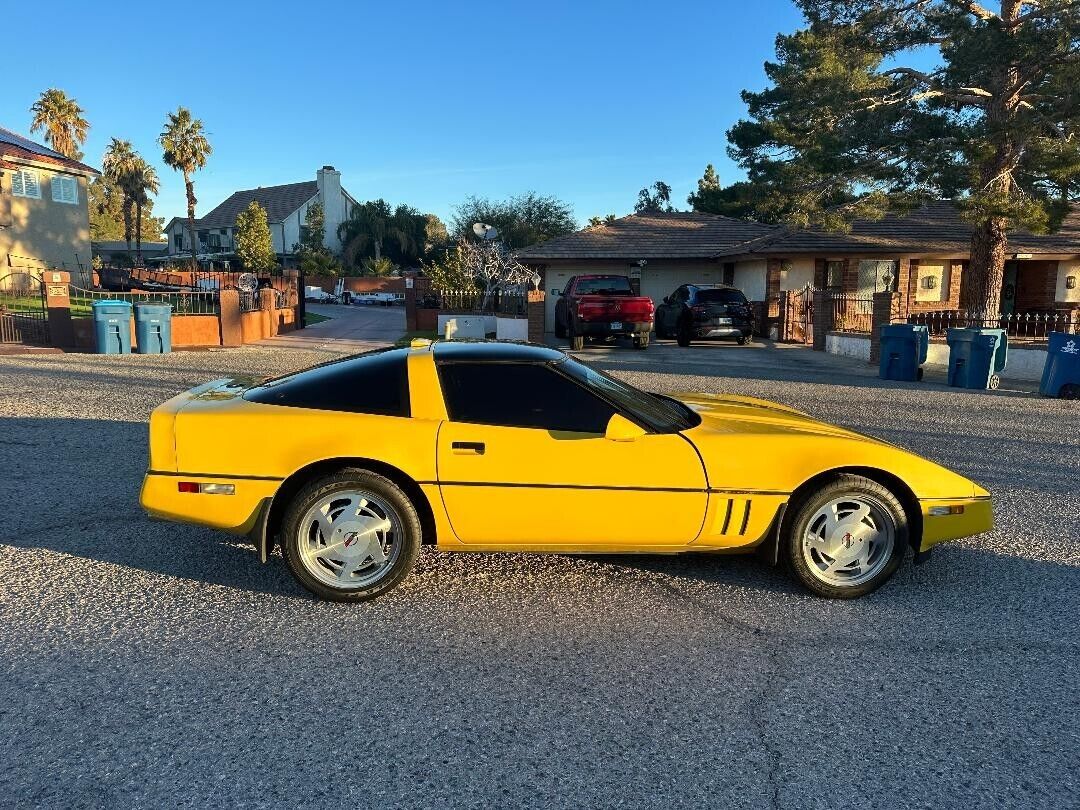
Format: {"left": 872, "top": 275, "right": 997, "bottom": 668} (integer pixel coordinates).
{"left": 828, "top": 292, "right": 874, "bottom": 334}
{"left": 908, "top": 309, "right": 1080, "bottom": 341}
{"left": 68, "top": 285, "right": 220, "bottom": 316}
{"left": 239, "top": 291, "right": 261, "bottom": 312}
{"left": 428, "top": 288, "right": 526, "bottom": 314}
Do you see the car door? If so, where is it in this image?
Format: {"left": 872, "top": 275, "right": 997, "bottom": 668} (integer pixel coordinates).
{"left": 659, "top": 286, "right": 683, "bottom": 334}
{"left": 435, "top": 361, "right": 708, "bottom": 547}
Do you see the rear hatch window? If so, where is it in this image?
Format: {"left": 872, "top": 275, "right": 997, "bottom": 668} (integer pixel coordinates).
{"left": 697, "top": 288, "right": 748, "bottom": 305}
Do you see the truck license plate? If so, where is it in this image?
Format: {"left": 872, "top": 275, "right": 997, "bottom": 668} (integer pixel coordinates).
{"left": 610, "top": 321, "right": 623, "bottom": 330}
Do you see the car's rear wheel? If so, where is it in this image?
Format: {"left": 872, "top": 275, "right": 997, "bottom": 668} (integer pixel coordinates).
{"left": 676, "top": 321, "right": 691, "bottom": 347}
{"left": 655, "top": 317, "right": 668, "bottom": 339}
{"left": 633, "top": 333, "right": 650, "bottom": 350}
{"left": 783, "top": 475, "right": 907, "bottom": 599}
{"left": 282, "top": 469, "right": 421, "bottom": 602}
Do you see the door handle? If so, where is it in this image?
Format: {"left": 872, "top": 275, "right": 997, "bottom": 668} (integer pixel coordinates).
{"left": 451, "top": 441, "right": 485, "bottom": 455}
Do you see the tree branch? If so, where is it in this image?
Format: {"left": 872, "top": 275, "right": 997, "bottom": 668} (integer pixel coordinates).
{"left": 946, "top": 0, "right": 998, "bottom": 20}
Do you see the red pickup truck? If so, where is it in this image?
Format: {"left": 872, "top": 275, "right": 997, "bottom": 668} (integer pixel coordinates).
{"left": 554, "top": 275, "right": 655, "bottom": 350}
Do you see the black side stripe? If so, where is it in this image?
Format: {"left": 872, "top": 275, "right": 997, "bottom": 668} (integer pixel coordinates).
{"left": 740, "top": 500, "right": 752, "bottom": 535}
{"left": 147, "top": 470, "right": 284, "bottom": 482}
{"left": 720, "top": 500, "right": 734, "bottom": 534}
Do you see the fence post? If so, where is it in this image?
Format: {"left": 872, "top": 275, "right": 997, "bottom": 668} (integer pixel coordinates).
{"left": 259, "top": 287, "right": 277, "bottom": 338}
{"left": 219, "top": 288, "right": 242, "bottom": 347}
{"left": 527, "top": 290, "right": 546, "bottom": 343}
{"left": 812, "top": 288, "right": 831, "bottom": 351}
{"left": 870, "top": 291, "right": 902, "bottom": 363}
{"left": 43, "top": 270, "right": 76, "bottom": 347}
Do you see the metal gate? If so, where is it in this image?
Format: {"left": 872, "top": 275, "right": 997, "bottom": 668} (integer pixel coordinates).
{"left": 783, "top": 285, "right": 814, "bottom": 344}
{"left": 0, "top": 272, "right": 50, "bottom": 345}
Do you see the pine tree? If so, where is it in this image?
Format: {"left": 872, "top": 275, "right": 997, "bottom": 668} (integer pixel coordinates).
{"left": 235, "top": 201, "right": 277, "bottom": 274}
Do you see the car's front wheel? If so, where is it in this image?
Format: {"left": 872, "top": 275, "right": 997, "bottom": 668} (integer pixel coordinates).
{"left": 783, "top": 474, "right": 907, "bottom": 599}
{"left": 282, "top": 469, "right": 421, "bottom": 602}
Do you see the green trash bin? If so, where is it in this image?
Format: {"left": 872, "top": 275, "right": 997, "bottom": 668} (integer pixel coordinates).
{"left": 91, "top": 300, "right": 133, "bottom": 354}
{"left": 134, "top": 302, "right": 172, "bottom": 354}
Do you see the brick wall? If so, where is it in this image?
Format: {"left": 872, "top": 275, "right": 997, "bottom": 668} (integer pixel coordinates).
{"left": 527, "top": 290, "right": 545, "bottom": 343}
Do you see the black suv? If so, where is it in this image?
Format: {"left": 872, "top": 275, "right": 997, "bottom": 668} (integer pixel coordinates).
{"left": 654, "top": 284, "right": 754, "bottom": 346}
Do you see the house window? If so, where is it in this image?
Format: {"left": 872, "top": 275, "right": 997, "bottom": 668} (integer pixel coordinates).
{"left": 11, "top": 169, "right": 41, "bottom": 199}
{"left": 857, "top": 260, "right": 898, "bottom": 294}
{"left": 174, "top": 233, "right": 184, "bottom": 251}
{"left": 825, "top": 260, "right": 844, "bottom": 289}
{"left": 51, "top": 175, "right": 78, "bottom": 204}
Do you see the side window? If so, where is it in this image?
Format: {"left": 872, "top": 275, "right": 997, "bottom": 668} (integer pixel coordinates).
{"left": 675, "top": 287, "right": 689, "bottom": 304}
{"left": 438, "top": 362, "right": 616, "bottom": 434}
{"left": 245, "top": 348, "right": 411, "bottom": 416}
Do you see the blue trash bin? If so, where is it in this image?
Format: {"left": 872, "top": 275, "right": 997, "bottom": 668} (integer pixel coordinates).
{"left": 879, "top": 324, "right": 929, "bottom": 382}
{"left": 1039, "top": 331, "right": 1080, "bottom": 399}
{"left": 91, "top": 300, "right": 133, "bottom": 354}
{"left": 946, "top": 327, "right": 1008, "bottom": 390}
{"left": 134, "top": 302, "right": 173, "bottom": 354}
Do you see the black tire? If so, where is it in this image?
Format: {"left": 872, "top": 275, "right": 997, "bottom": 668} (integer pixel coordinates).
{"left": 655, "top": 316, "right": 668, "bottom": 340}
{"left": 676, "top": 321, "right": 691, "bottom": 348}
{"left": 554, "top": 312, "right": 567, "bottom": 339}
{"left": 782, "top": 474, "right": 908, "bottom": 599}
{"left": 633, "top": 333, "right": 650, "bottom": 350}
{"left": 281, "top": 469, "right": 421, "bottom": 602}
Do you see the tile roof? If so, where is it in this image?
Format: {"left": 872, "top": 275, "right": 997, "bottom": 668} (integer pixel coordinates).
{"left": 726, "top": 201, "right": 1080, "bottom": 256}
{"left": 515, "top": 212, "right": 778, "bottom": 261}
{"left": 0, "top": 126, "right": 99, "bottom": 175}
{"left": 189, "top": 181, "right": 320, "bottom": 229}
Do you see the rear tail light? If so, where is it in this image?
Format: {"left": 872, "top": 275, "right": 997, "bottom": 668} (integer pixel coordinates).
{"left": 178, "top": 482, "right": 235, "bottom": 495}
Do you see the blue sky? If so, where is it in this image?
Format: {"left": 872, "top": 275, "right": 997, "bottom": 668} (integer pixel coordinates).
{"left": 2, "top": 0, "right": 806, "bottom": 230}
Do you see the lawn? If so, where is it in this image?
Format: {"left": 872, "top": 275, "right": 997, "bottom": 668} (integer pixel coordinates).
{"left": 304, "top": 311, "right": 331, "bottom": 326}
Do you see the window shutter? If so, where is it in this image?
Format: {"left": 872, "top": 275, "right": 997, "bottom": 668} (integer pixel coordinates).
{"left": 50, "top": 176, "right": 77, "bottom": 204}
{"left": 11, "top": 171, "right": 24, "bottom": 196}
{"left": 24, "top": 171, "right": 40, "bottom": 198}
{"left": 51, "top": 176, "right": 62, "bottom": 201}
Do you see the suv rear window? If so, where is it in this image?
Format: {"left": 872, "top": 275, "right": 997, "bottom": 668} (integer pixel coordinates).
{"left": 697, "top": 288, "right": 748, "bottom": 304}
{"left": 244, "top": 348, "right": 410, "bottom": 416}
{"left": 574, "top": 277, "right": 633, "bottom": 295}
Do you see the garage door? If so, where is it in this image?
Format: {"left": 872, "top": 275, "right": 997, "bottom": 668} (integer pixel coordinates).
{"left": 640, "top": 266, "right": 722, "bottom": 307}
{"left": 544, "top": 269, "right": 573, "bottom": 332}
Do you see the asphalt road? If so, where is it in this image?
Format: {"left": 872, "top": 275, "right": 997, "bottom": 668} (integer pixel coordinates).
{"left": 0, "top": 327, "right": 1077, "bottom": 808}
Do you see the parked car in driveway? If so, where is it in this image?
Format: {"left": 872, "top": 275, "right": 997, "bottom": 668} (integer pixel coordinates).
{"left": 655, "top": 284, "right": 754, "bottom": 346}
{"left": 554, "top": 274, "right": 654, "bottom": 350}
{"left": 140, "top": 340, "right": 992, "bottom": 603}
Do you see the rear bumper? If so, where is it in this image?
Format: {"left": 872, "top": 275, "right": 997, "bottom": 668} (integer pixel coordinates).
{"left": 576, "top": 320, "right": 652, "bottom": 337}
{"left": 918, "top": 496, "right": 993, "bottom": 551}
{"left": 692, "top": 319, "right": 753, "bottom": 338}
{"left": 140, "top": 472, "right": 280, "bottom": 535}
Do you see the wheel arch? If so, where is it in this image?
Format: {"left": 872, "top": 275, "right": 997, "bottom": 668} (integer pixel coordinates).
{"left": 260, "top": 457, "right": 438, "bottom": 562}
{"left": 759, "top": 466, "right": 923, "bottom": 565}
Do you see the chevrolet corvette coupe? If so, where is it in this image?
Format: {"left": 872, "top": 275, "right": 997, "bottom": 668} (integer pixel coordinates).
{"left": 140, "top": 340, "right": 992, "bottom": 602}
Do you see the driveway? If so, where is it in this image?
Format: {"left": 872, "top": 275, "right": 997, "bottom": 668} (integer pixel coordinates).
{"left": 262, "top": 302, "right": 405, "bottom": 352}
{"left": 0, "top": 340, "right": 1076, "bottom": 807}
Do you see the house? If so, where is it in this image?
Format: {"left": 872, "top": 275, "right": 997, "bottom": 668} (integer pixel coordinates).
{"left": 161, "top": 165, "right": 357, "bottom": 267}
{"left": 516, "top": 204, "right": 1080, "bottom": 333}
{"left": 91, "top": 240, "right": 169, "bottom": 266}
{"left": 0, "top": 126, "right": 99, "bottom": 284}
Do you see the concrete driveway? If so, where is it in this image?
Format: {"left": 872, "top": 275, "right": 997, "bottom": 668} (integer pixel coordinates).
{"left": 0, "top": 339, "right": 1076, "bottom": 807}
{"left": 262, "top": 301, "right": 405, "bottom": 352}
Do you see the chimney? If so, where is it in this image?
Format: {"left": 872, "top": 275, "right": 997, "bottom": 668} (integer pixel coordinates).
{"left": 316, "top": 165, "right": 344, "bottom": 253}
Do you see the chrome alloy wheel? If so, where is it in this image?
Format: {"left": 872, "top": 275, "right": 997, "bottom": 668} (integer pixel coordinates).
{"left": 297, "top": 490, "right": 402, "bottom": 590}
{"left": 801, "top": 495, "right": 895, "bottom": 588}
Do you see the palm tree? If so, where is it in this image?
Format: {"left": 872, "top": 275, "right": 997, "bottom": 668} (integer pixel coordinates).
{"left": 101, "top": 138, "right": 139, "bottom": 254}
{"left": 29, "top": 89, "right": 90, "bottom": 160}
{"left": 127, "top": 160, "right": 160, "bottom": 266}
{"left": 159, "top": 107, "right": 212, "bottom": 270}
{"left": 338, "top": 200, "right": 420, "bottom": 270}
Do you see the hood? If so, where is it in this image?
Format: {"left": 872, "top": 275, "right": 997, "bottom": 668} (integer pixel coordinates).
{"left": 673, "top": 391, "right": 881, "bottom": 443}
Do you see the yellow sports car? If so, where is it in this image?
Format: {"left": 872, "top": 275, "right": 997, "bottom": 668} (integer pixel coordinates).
{"left": 140, "top": 340, "right": 992, "bottom": 601}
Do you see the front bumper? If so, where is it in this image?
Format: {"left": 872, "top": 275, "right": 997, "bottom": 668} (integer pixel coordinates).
{"left": 918, "top": 496, "right": 993, "bottom": 551}
{"left": 140, "top": 472, "right": 280, "bottom": 535}
{"left": 577, "top": 320, "right": 652, "bottom": 337}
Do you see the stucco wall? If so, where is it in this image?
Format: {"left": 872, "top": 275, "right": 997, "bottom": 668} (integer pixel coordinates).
{"left": 1056, "top": 260, "right": 1080, "bottom": 304}
{"left": 825, "top": 332, "right": 871, "bottom": 361}
{"left": 1, "top": 165, "right": 92, "bottom": 281}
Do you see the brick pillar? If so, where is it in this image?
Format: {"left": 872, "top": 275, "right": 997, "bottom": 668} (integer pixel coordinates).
{"left": 405, "top": 279, "right": 418, "bottom": 332}
{"left": 43, "top": 270, "right": 76, "bottom": 347}
{"left": 527, "top": 289, "right": 546, "bottom": 343}
{"left": 219, "top": 288, "right": 242, "bottom": 347}
{"left": 259, "top": 287, "right": 277, "bottom": 338}
{"left": 870, "top": 291, "right": 902, "bottom": 363}
{"left": 765, "top": 258, "right": 782, "bottom": 303}
{"left": 812, "top": 288, "right": 832, "bottom": 351}
{"left": 813, "top": 258, "right": 827, "bottom": 289}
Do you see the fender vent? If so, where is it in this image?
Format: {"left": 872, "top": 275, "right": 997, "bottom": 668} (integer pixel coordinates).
{"left": 718, "top": 498, "right": 752, "bottom": 536}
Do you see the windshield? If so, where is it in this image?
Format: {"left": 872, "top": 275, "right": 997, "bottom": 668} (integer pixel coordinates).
{"left": 574, "top": 277, "right": 633, "bottom": 295}
{"left": 697, "top": 288, "right": 748, "bottom": 304}
{"left": 555, "top": 357, "right": 700, "bottom": 433}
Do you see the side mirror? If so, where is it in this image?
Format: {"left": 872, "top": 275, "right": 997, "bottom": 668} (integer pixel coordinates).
{"left": 662, "top": 296, "right": 671, "bottom": 305}
{"left": 604, "top": 413, "right": 646, "bottom": 442}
